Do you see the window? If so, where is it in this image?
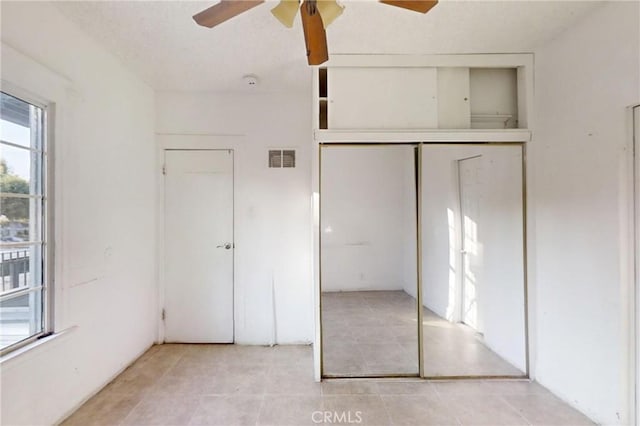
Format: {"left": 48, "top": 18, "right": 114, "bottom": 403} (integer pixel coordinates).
{"left": 0, "top": 91, "right": 50, "bottom": 354}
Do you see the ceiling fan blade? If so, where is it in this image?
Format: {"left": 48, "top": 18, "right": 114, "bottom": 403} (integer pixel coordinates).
{"left": 379, "top": 0, "right": 438, "bottom": 14}
{"left": 193, "top": 1, "right": 264, "bottom": 28}
{"left": 300, "top": 1, "right": 329, "bottom": 66}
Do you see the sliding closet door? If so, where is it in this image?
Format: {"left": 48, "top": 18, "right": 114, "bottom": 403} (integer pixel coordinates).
{"left": 320, "top": 145, "right": 419, "bottom": 377}
{"left": 421, "top": 144, "right": 526, "bottom": 377}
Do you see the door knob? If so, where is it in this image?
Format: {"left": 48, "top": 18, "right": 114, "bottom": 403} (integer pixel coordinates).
{"left": 216, "top": 243, "right": 232, "bottom": 250}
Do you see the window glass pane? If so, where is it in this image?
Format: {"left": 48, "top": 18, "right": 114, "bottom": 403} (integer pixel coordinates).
{"left": 0, "top": 196, "right": 43, "bottom": 242}
{"left": 0, "top": 92, "right": 33, "bottom": 149}
{"left": 0, "top": 143, "right": 33, "bottom": 194}
{"left": 0, "top": 289, "right": 43, "bottom": 350}
{"left": 0, "top": 91, "right": 46, "bottom": 354}
{"left": 0, "top": 245, "right": 43, "bottom": 292}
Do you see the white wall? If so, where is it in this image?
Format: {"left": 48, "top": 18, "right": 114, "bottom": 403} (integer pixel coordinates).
{"left": 421, "top": 147, "right": 463, "bottom": 318}
{"left": 0, "top": 2, "right": 157, "bottom": 425}
{"left": 531, "top": 2, "right": 639, "bottom": 424}
{"left": 156, "top": 91, "right": 313, "bottom": 345}
{"left": 421, "top": 145, "right": 526, "bottom": 372}
{"left": 320, "top": 146, "right": 416, "bottom": 293}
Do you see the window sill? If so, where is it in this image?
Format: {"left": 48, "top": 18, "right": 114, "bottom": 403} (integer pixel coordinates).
{"left": 0, "top": 326, "right": 78, "bottom": 368}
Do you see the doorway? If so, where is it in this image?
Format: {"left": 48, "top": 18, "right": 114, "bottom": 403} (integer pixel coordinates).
{"left": 458, "top": 155, "right": 483, "bottom": 331}
{"left": 163, "top": 149, "right": 234, "bottom": 343}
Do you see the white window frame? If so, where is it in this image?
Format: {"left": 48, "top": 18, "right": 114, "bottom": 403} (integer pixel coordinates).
{"left": 0, "top": 43, "right": 71, "bottom": 363}
{"left": 0, "top": 87, "right": 53, "bottom": 356}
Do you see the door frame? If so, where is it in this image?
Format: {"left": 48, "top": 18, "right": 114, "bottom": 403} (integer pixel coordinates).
{"left": 318, "top": 143, "right": 423, "bottom": 379}
{"left": 156, "top": 134, "right": 242, "bottom": 344}
{"left": 426, "top": 143, "right": 529, "bottom": 379}
{"left": 628, "top": 104, "right": 640, "bottom": 426}
{"left": 457, "top": 154, "right": 483, "bottom": 328}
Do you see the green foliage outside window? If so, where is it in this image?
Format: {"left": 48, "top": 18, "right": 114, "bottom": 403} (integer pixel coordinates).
{"left": 0, "top": 159, "right": 29, "bottom": 220}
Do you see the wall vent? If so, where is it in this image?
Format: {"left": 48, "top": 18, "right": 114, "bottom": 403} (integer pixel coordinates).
{"left": 269, "top": 149, "right": 296, "bottom": 168}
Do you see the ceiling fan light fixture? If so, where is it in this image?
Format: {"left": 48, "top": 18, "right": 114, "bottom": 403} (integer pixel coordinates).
{"left": 271, "top": 0, "right": 300, "bottom": 28}
{"left": 316, "top": 0, "right": 344, "bottom": 29}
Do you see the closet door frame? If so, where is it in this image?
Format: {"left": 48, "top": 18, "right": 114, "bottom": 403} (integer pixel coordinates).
{"left": 316, "top": 141, "right": 529, "bottom": 381}
{"left": 319, "top": 142, "right": 423, "bottom": 379}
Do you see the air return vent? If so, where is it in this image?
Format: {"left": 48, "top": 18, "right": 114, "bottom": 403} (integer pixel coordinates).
{"left": 269, "top": 149, "right": 296, "bottom": 168}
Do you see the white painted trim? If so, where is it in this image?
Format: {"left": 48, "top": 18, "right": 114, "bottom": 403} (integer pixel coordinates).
{"left": 629, "top": 104, "right": 640, "bottom": 426}
{"left": 635, "top": 104, "right": 640, "bottom": 426}
{"left": 312, "top": 67, "right": 321, "bottom": 133}
{"left": 517, "top": 62, "right": 535, "bottom": 129}
{"left": 1, "top": 43, "right": 74, "bottom": 336}
{"left": 311, "top": 68, "right": 322, "bottom": 382}
{"left": 155, "top": 138, "right": 164, "bottom": 344}
{"left": 314, "top": 129, "right": 532, "bottom": 143}
{"left": 156, "top": 134, "right": 245, "bottom": 344}
{"left": 521, "top": 142, "right": 536, "bottom": 381}
{"left": 325, "top": 53, "right": 534, "bottom": 69}
{"left": 0, "top": 326, "right": 77, "bottom": 369}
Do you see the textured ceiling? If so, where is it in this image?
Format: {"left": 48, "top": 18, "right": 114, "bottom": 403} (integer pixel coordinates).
{"left": 53, "top": 0, "right": 604, "bottom": 92}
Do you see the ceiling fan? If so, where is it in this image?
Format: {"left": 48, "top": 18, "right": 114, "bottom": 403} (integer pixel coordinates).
{"left": 193, "top": 0, "right": 438, "bottom": 66}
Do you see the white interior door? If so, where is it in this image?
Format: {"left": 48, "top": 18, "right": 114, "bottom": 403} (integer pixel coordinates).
{"left": 458, "top": 155, "right": 483, "bottom": 332}
{"left": 163, "top": 149, "right": 234, "bottom": 343}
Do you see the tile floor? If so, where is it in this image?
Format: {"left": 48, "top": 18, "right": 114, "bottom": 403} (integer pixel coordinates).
{"left": 422, "top": 308, "right": 524, "bottom": 377}
{"left": 62, "top": 344, "right": 594, "bottom": 426}
{"left": 322, "top": 291, "right": 524, "bottom": 377}
{"left": 322, "top": 290, "right": 419, "bottom": 376}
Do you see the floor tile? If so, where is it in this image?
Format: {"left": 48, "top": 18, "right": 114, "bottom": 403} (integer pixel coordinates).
{"left": 440, "top": 394, "right": 529, "bottom": 425}
{"left": 322, "top": 291, "right": 525, "bottom": 378}
{"left": 102, "top": 365, "right": 162, "bottom": 396}
{"left": 62, "top": 344, "right": 596, "bottom": 426}
{"left": 322, "top": 380, "right": 379, "bottom": 395}
{"left": 121, "top": 393, "right": 199, "bottom": 425}
{"left": 61, "top": 388, "right": 142, "bottom": 426}
{"left": 480, "top": 379, "right": 551, "bottom": 395}
{"left": 257, "top": 395, "right": 323, "bottom": 426}
{"left": 375, "top": 380, "right": 437, "bottom": 396}
{"left": 382, "top": 394, "right": 459, "bottom": 426}
{"left": 324, "top": 395, "right": 392, "bottom": 425}
{"left": 431, "top": 380, "right": 491, "bottom": 396}
{"left": 270, "top": 344, "right": 313, "bottom": 367}
{"left": 264, "top": 369, "right": 322, "bottom": 395}
{"left": 164, "top": 357, "right": 219, "bottom": 379}
{"left": 502, "top": 394, "right": 595, "bottom": 425}
{"left": 189, "top": 395, "right": 263, "bottom": 426}
{"left": 147, "top": 373, "right": 211, "bottom": 396}
{"left": 204, "top": 368, "right": 268, "bottom": 395}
